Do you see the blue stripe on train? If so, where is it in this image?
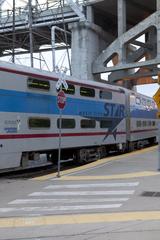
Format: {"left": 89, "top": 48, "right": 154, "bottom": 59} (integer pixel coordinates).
{"left": 0, "top": 89, "right": 157, "bottom": 119}
{"left": 0, "top": 89, "right": 125, "bottom": 118}
{"left": 130, "top": 109, "right": 157, "bottom": 119}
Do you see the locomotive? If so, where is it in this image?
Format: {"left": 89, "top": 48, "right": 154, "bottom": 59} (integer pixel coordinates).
{"left": 0, "top": 61, "right": 158, "bottom": 172}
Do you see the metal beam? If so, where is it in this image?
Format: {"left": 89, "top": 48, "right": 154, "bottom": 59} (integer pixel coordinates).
{"left": 99, "top": 58, "right": 160, "bottom": 73}
{"left": 1, "top": 45, "right": 68, "bottom": 57}
{"left": 12, "top": 0, "right": 16, "bottom": 63}
{"left": 132, "top": 40, "right": 153, "bottom": 50}
{"left": 109, "top": 46, "right": 146, "bottom": 82}
{"left": 92, "top": 12, "right": 158, "bottom": 74}
{"left": 118, "top": 0, "right": 126, "bottom": 37}
{"left": 28, "top": 0, "right": 34, "bottom": 67}
{"left": 157, "top": 0, "right": 160, "bottom": 10}
{"left": 66, "top": 0, "right": 86, "bottom": 21}
{"left": 109, "top": 68, "right": 159, "bottom": 82}
{"left": 0, "top": 0, "right": 5, "bottom": 5}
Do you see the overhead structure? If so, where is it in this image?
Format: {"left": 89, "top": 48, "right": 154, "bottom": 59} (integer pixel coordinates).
{"left": 91, "top": 0, "right": 160, "bottom": 88}
{"left": 0, "top": 0, "right": 160, "bottom": 88}
{"left": 0, "top": 0, "right": 85, "bottom": 70}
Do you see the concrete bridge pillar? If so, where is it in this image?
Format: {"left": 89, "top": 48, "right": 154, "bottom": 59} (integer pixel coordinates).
{"left": 117, "top": 0, "right": 135, "bottom": 90}
{"left": 68, "top": 21, "right": 108, "bottom": 81}
{"left": 157, "top": 0, "right": 160, "bottom": 10}
{"left": 157, "top": 0, "right": 160, "bottom": 58}
{"left": 118, "top": 0, "right": 126, "bottom": 37}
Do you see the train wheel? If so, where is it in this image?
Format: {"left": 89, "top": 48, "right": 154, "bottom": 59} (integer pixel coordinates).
{"left": 47, "top": 153, "right": 58, "bottom": 164}
{"left": 128, "top": 142, "right": 135, "bottom": 152}
{"left": 137, "top": 141, "right": 144, "bottom": 149}
{"left": 97, "top": 146, "right": 106, "bottom": 158}
{"left": 120, "top": 143, "right": 127, "bottom": 153}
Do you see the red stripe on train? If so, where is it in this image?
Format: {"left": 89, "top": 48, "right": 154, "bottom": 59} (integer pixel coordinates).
{"left": 0, "top": 128, "right": 157, "bottom": 139}
{"left": 0, "top": 131, "right": 126, "bottom": 139}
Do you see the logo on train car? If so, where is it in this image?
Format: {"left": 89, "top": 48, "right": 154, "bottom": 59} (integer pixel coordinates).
{"left": 104, "top": 103, "right": 125, "bottom": 118}
{"left": 4, "top": 119, "right": 18, "bottom": 133}
{"left": 79, "top": 103, "right": 125, "bottom": 141}
{"left": 103, "top": 103, "right": 125, "bottom": 140}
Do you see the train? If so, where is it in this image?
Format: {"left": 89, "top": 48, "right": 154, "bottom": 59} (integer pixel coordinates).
{"left": 0, "top": 61, "right": 158, "bottom": 172}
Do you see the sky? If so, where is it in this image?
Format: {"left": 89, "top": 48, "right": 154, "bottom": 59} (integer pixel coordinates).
{"left": 1, "top": 0, "right": 159, "bottom": 98}
{"left": 137, "top": 83, "right": 159, "bottom": 97}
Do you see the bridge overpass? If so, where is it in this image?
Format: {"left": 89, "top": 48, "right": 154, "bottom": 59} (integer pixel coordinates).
{"left": 0, "top": 0, "right": 159, "bottom": 88}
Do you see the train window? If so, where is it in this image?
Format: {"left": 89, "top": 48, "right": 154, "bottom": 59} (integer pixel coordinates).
{"left": 100, "top": 120, "right": 112, "bottom": 128}
{"left": 57, "top": 118, "right": 75, "bottom": 129}
{"left": 143, "top": 121, "right": 146, "bottom": 127}
{"left": 137, "top": 121, "right": 141, "bottom": 127}
{"left": 142, "top": 98, "right": 146, "bottom": 106}
{"left": 148, "top": 121, "right": 151, "bottom": 126}
{"left": 151, "top": 101, "right": 155, "bottom": 108}
{"left": 147, "top": 100, "right": 151, "bottom": 107}
{"left": 57, "top": 84, "right": 75, "bottom": 95}
{"left": 81, "top": 119, "right": 96, "bottom": 128}
{"left": 136, "top": 97, "right": 141, "bottom": 105}
{"left": 29, "top": 118, "right": 50, "bottom": 128}
{"left": 152, "top": 121, "right": 155, "bottom": 126}
{"left": 80, "top": 87, "right": 95, "bottom": 97}
{"left": 99, "top": 90, "right": 112, "bottom": 100}
{"left": 28, "top": 77, "right": 50, "bottom": 91}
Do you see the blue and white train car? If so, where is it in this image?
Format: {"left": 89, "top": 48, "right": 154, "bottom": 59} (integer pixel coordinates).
{"left": 0, "top": 61, "right": 158, "bottom": 172}
{"left": 128, "top": 91, "right": 158, "bottom": 149}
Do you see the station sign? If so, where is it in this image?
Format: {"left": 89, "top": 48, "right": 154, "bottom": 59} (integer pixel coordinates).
{"left": 57, "top": 90, "right": 66, "bottom": 110}
{"left": 153, "top": 88, "right": 160, "bottom": 109}
{"left": 56, "top": 74, "right": 68, "bottom": 91}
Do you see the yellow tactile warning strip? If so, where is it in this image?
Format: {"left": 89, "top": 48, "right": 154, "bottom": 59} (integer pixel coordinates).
{"left": 32, "top": 146, "right": 157, "bottom": 181}
{"left": 57, "top": 171, "right": 160, "bottom": 181}
{"left": 1, "top": 211, "right": 160, "bottom": 228}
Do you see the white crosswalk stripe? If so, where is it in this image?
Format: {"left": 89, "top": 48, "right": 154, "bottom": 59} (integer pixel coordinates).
{"left": 45, "top": 182, "right": 139, "bottom": 189}
{"left": 3, "top": 181, "right": 139, "bottom": 215}
{"left": 0, "top": 204, "right": 122, "bottom": 213}
{"left": 9, "top": 197, "right": 129, "bottom": 204}
{"left": 29, "top": 190, "right": 135, "bottom": 196}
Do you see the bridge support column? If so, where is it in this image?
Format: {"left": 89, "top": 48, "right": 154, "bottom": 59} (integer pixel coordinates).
{"left": 157, "top": 0, "right": 160, "bottom": 58}
{"left": 118, "top": 0, "right": 126, "bottom": 37}
{"left": 117, "top": 0, "right": 133, "bottom": 89}
{"left": 68, "top": 21, "right": 108, "bottom": 81}
{"left": 157, "top": 0, "right": 160, "bottom": 10}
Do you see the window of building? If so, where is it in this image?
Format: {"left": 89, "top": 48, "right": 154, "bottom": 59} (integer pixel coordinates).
{"left": 28, "top": 77, "right": 50, "bottom": 91}
{"left": 80, "top": 87, "right": 95, "bottom": 97}
{"left": 100, "top": 120, "right": 112, "bottom": 128}
{"left": 57, "top": 84, "right": 75, "bottom": 95}
{"left": 28, "top": 118, "right": 50, "bottom": 128}
{"left": 81, "top": 119, "right": 96, "bottom": 128}
{"left": 57, "top": 118, "right": 75, "bottom": 129}
{"left": 99, "top": 90, "right": 112, "bottom": 100}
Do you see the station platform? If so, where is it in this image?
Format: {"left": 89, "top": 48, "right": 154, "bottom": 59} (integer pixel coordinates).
{"left": 0, "top": 145, "right": 160, "bottom": 240}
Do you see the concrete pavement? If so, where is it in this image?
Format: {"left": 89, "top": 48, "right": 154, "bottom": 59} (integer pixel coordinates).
{"left": 0, "top": 145, "right": 160, "bottom": 239}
